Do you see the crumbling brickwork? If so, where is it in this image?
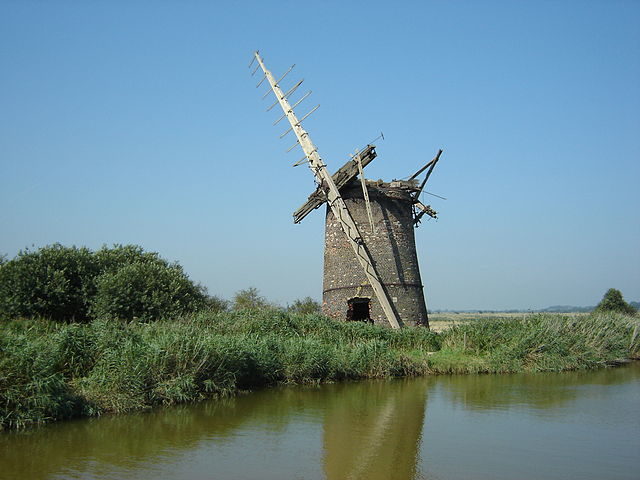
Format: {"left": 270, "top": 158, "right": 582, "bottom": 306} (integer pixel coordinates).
{"left": 322, "top": 181, "right": 428, "bottom": 327}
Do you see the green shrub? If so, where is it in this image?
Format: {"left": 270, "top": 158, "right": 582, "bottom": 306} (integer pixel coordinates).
{"left": 594, "top": 288, "right": 637, "bottom": 315}
{"left": 0, "top": 244, "right": 207, "bottom": 322}
{"left": 203, "top": 295, "right": 230, "bottom": 313}
{"left": 287, "top": 297, "right": 321, "bottom": 315}
{"left": 91, "top": 262, "right": 206, "bottom": 322}
{"left": 93, "top": 244, "right": 163, "bottom": 271}
{"left": 232, "top": 287, "right": 271, "bottom": 311}
{"left": 0, "top": 245, "right": 96, "bottom": 322}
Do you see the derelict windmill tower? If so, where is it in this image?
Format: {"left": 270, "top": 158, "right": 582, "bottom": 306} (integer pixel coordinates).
{"left": 250, "top": 52, "right": 442, "bottom": 329}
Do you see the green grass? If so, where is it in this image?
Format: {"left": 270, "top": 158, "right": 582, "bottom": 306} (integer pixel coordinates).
{"left": 1, "top": 310, "right": 637, "bottom": 430}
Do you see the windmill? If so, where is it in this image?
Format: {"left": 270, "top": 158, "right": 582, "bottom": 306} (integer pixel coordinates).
{"left": 250, "top": 52, "right": 442, "bottom": 329}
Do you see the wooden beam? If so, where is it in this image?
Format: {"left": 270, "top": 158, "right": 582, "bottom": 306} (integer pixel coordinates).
{"left": 293, "top": 145, "right": 377, "bottom": 223}
{"left": 414, "top": 200, "right": 437, "bottom": 224}
{"left": 413, "top": 149, "right": 443, "bottom": 199}
{"left": 408, "top": 149, "right": 443, "bottom": 181}
{"left": 356, "top": 152, "right": 375, "bottom": 234}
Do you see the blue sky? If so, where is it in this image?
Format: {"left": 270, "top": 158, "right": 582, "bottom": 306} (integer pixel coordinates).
{"left": 1, "top": 1, "right": 638, "bottom": 310}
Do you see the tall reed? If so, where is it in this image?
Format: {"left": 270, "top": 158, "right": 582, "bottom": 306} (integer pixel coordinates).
{"left": 1, "top": 311, "right": 637, "bottom": 430}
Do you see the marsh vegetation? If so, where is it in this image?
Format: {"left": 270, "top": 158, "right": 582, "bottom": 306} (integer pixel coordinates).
{"left": 1, "top": 309, "right": 637, "bottom": 431}
{"left": 1, "top": 245, "right": 638, "bottom": 431}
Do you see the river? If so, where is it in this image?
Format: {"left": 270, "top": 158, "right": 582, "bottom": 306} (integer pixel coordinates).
{"left": 1, "top": 363, "right": 638, "bottom": 480}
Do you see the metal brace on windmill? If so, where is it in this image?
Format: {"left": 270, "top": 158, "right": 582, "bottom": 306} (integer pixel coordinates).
{"left": 250, "top": 51, "right": 443, "bottom": 329}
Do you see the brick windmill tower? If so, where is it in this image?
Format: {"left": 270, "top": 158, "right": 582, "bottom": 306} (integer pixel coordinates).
{"left": 250, "top": 52, "right": 442, "bottom": 328}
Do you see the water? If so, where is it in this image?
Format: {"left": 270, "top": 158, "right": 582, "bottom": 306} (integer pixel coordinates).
{"left": 1, "top": 363, "right": 639, "bottom": 480}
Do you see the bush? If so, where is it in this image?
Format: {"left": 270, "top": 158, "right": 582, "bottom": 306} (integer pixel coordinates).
{"left": 232, "top": 287, "right": 271, "bottom": 310}
{"left": 203, "top": 295, "right": 230, "bottom": 313}
{"left": 594, "top": 288, "right": 636, "bottom": 316}
{"left": 0, "top": 244, "right": 207, "bottom": 322}
{"left": 287, "top": 296, "right": 321, "bottom": 315}
{"left": 91, "top": 262, "right": 206, "bottom": 321}
{"left": 0, "top": 245, "right": 96, "bottom": 322}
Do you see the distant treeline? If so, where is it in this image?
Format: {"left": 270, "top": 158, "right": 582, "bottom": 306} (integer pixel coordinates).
{"left": 432, "top": 306, "right": 595, "bottom": 314}
{"left": 432, "top": 301, "right": 639, "bottom": 315}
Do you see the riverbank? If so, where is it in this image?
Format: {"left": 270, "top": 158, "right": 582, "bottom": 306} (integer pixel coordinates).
{"left": 1, "top": 311, "right": 638, "bottom": 430}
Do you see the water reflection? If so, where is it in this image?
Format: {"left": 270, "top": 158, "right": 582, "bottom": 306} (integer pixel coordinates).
{"left": 323, "top": 380, "right": 427, "bottom": 480}
{"left": 1, "top": 364, "right": 638, "bottom": 480}
{"left": 0, "top": 389, "right": 328, "bottom": 480}
{"left": 437, "top": 363, "right": 640, "bottom": 414}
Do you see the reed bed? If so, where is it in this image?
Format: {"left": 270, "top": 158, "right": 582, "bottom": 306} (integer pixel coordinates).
{"left": 1, "top": 311, "right": 637, "bottom": 430}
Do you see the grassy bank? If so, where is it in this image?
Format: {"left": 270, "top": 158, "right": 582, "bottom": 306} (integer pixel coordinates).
{"left": 1, "top": 311, "right": 638, "bottom": 430}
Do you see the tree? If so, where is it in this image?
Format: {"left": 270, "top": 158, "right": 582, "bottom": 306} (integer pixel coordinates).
{"left": 203, "top": 295, "right": 230, "bottom": 313}
{"left": 594, "top": 288, "right": 637, "bottom": 315}
{"left": 232, "top": 287, "right": 269, "bottom": 310}
{"left": 287, "top": 297, "right": 321, "bottom": 315}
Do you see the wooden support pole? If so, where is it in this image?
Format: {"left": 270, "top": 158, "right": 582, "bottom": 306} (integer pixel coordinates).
{"left": 414, "top": 150, "right": 443, "bottom": 199}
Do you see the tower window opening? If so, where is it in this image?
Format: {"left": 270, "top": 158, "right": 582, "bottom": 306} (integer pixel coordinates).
{"left": 347, "top": 297, "right": 371, "bottom": 323}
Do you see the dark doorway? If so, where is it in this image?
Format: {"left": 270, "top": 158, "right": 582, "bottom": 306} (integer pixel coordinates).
{"left": 347, "top": 297, "right": 371, "bottom": 323}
